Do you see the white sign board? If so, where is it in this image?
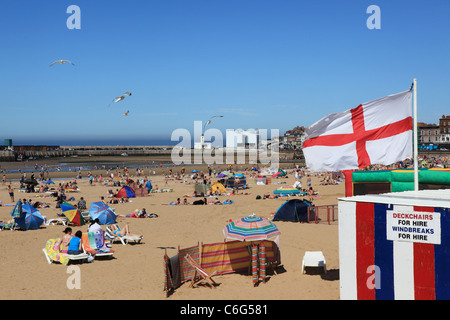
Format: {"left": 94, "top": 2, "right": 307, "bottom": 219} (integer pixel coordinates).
{"left": 386, "top": 210, "right": 441, "bottom": 244}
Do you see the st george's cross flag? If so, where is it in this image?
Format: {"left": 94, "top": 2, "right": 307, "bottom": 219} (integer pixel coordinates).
{"left": 302, "top": 90, "right": 413, "bottom": 172}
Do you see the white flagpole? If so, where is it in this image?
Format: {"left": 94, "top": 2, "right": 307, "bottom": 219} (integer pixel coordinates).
{"left": 413, "top": 78, "right": 419, "bottom": 192}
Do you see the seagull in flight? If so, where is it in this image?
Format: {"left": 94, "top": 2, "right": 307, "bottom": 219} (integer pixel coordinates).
{"left": 123, "top": 110, "right": 130, "bottom": 116}
{"left": 49, "top": 60, "right": 75, "bottom": 67}
{"left": 109, "top": 92, "right": 132, "bottom": 106}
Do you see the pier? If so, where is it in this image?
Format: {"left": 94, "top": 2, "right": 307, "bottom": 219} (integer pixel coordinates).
{"left": 0, "top": 145, "right": 175, "bottom": 161}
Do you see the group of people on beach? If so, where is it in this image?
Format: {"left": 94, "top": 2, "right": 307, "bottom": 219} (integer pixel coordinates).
{"left": 59, "top": 219, "right": 143, "bottom": 255}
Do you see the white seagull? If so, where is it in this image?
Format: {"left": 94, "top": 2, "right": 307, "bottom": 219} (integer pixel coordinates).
{"left": 49, "top": 60, "right": 75, "bottom": 67}
{"left": 109, "top": 92, "right": 132, "bottom": 106}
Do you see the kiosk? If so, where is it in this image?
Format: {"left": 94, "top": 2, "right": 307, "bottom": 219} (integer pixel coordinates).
{"left": 339, "top": 189, "right": 450, "bottom": 300}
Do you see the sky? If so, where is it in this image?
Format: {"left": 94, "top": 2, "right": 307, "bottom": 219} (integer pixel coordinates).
{"left": 1, "top": 0, "right": 450, "bottom": 146}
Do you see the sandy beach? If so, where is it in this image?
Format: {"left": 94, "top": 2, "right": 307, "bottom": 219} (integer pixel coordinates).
{"left": 0, "top": 162, "right": 342, "bottom": 300}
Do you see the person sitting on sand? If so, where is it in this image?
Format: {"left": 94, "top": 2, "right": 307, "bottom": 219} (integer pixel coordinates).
{"left": 213, "top": 197, "right": 222, "bottom": 205}
{"left": 109, "top": 223, "right": 143, "bottom": 239}
{"left": 77, "top": 197, "right": 87, "bottom": 210}
{"left": 182, "top": 198, "right": 189, "bottom": 205}
{"left": 138, "top": 208, "right": 148, "bottom": 218}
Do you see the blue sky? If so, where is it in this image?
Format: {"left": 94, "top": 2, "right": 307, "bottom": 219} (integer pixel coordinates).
{"left": 1, "top": 0, "right": 450, "bottom": 145}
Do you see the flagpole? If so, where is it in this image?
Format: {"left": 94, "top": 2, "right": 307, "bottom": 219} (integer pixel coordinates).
{"left": 413, "top": 78, "right": 419, "bottom": 192}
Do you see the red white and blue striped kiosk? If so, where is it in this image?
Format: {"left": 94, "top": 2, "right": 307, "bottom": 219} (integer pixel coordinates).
{"left": 339, "top": 189, "right": 450, "bottom": 300}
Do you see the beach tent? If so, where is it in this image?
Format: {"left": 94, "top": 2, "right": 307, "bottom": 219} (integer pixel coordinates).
{"left": 273, "top": 199, "right": 314, "bottom": 222}
{"left": 116, "top": 185, "right": 135, "bottom": 198}
{"left": 211, "top": 182, "right": 227, "bottom": 194}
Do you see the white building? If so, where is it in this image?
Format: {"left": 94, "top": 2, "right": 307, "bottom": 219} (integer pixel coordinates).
{"left": 226, "top": 129, "right": 260, "bottom": 149}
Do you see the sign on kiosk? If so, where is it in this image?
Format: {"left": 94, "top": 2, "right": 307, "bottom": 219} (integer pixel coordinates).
{"left": 386, "top": 210, "right": 441, "bottom": 244}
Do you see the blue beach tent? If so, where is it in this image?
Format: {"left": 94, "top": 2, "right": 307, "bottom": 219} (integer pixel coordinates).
{"left": 272, "top": 199, "right": 315, "bottom": 222}
{"left": 116, "top": 185, "right": 136, "bottom": 198}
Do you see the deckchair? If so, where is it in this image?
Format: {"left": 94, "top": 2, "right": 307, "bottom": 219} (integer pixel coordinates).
{"left": 105, "top": 226, "right": 143, "bottom": 245}
{"left": 0, "top": 221, "right": 17, "bottom": 231}
{"left": 42, "top": 238, "right": 89, "bottom": 265}
{"left": 184, "top": 254, "right": 218, "bottom": 288}
{"left": 45, "top": 218, "right": 69, "bottom": 226}
{"left": 81, "top": 231, "right": 114, "bottom": 258}
{"left": 80, "top": 211, "right": 92, "bottom": 222}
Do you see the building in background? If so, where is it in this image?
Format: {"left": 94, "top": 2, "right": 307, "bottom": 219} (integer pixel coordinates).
{"left": 226, "top": 129, "right": 260, "bottom": 149}
{"left": 418, "top": 123, "right": 440, "bottom": 144}
{"left": 439, "top": 115, "right": 450, "bottom": 144}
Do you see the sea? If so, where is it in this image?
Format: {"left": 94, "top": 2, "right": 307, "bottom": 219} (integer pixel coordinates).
{"left": 0, "top": 137, "right": 181, "bottom": 176}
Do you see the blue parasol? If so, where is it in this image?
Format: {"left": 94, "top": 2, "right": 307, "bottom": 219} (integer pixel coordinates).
{"left": 89, "top": 202, "right": 117, "bottom": 225}
{"left": 42, "top": 180, "right": 55, "bottom": 184}
{"left": 14, "top": 203, "right": 44, "bottom": 230}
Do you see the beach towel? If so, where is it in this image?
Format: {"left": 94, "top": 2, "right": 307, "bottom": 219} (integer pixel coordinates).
{"left": 82, "top": 231, "right": 113, "bottom": 255}
{"left": 94, "top": 231, "right": 104, "bottom": 249}
{"left": 169, "top": 253, "right": 182, "bottom": 289}
{"left": 44, "top": 238, "right": 70, "bottom": 265}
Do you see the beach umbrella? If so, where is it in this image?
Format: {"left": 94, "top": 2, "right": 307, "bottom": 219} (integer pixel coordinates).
{"left": 216, "top": 174, "right": 227, "bottom": 178}
{"left": 191, "top": 169, "right": 199, "bottom": 173}
{"left": 223, "top": 213, "right": 280, "bottom": 242}
{"left": 222, "top": 171, "right": 233, "bottom": 177}
{"left": 234, "top": 174, "right": 245, "bottom": 178}
{"left": 14, "top": 203, "right": 44, "bottom": 230}
{"left": 60, "top": 202, "right": 85, "bottom": 226}
{"left": 89, "top": 202, "right": 117, "bottom": 225}
{"left": 42, "top": 180, "right": 55, "bottom": 184}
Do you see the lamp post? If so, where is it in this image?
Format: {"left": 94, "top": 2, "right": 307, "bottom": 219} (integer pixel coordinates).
{"left": 201, "top": 115, "right": 223, "bottom": 148}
